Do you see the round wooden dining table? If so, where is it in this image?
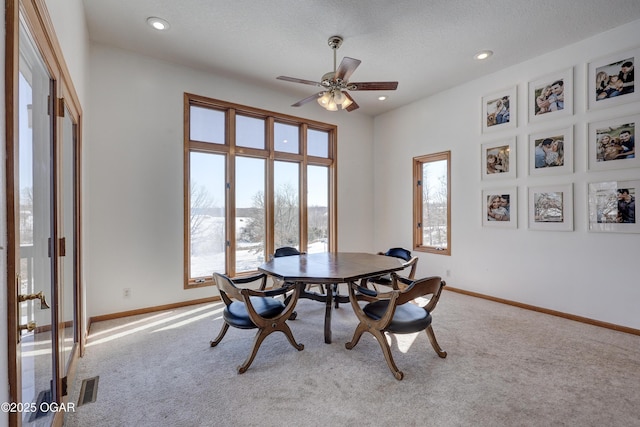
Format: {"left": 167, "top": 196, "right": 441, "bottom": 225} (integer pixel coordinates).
{"left": 258, "top": 252, "right": 404, "bottom": 343}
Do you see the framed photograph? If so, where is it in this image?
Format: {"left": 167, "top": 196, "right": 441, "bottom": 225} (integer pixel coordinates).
{"left": 481, "top": 138, "right": 517, "bottom": 180}
{"left": 482, "top": 86, "right": 517, "bottom": 133}
{"left": 587, "top": 48, "right": 638, "bottom": 110}
{"left": 482, "top": 188, "right": 518, "bottom": 228}
{"left": 588, "top": 114, "right": 638, "bottom": 171}
{"left": 528, "top": 68, "right": 573, "bottom": 123}
{"left": 528, "top": 126, "right": 573, "bottom": 176}
{"left": 588, "top": 180, "right": 640, "bottom": 233}
{"left": 528, "top": 184, "right": 573, "bottom": 231}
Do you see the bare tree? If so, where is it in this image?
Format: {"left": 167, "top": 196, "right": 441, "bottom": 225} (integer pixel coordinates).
{"left": 241, "top": 183, "right": 300, "bottom": 249}
{"left": 422, "top": 167, "right": 448, "bottom": 246}
{"left": 274, "top": 183, "right": 299, "bottom": 248}
{"left": 20, "top": 186, "right": 34, "bottom": 245}
{"left": 190, "top": 183, "right": 215, "bottom": 245}
{"left": 308, "top": 205, "right": 328, "bottom": 244}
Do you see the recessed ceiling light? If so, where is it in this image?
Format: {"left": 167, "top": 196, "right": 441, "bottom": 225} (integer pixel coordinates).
{"left": 378, "top": 96, "right": 388, "bottom": 101}
{"left": 146, "top": 17, "right": 170, "bottom": 31}
{"left": 474, "top": 50, "right": 493, "bottom": 60}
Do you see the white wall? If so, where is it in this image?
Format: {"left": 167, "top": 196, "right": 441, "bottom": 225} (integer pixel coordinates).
{"left": 85, "top": 44, "right": 374, "bottom": 317}
{"left": 45, "top": 0, "right": 90, "bottom": 104}
{"left": 374, "top": 20, "right": 640, "bottom": 329}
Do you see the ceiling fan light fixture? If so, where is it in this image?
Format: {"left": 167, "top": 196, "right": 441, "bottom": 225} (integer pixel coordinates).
{"left": 317, "top": 89, "right": 352, "bottom": 111}
{"left": 317, "top": 91, "right": 331, "bottom": 107}
{"left": 146, "top": 17, "right": 170, "bottom": 31}
{"left": 333, "top": 90, "right": 346, "bottom": 104}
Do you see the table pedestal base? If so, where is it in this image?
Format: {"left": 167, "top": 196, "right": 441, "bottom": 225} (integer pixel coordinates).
{"left": 294, "top": 283, "right": 350, "bottom": 343}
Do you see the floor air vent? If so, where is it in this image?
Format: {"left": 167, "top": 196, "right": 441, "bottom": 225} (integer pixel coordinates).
{"left": 77, "top": 376, "right": 99, "bottom": 406}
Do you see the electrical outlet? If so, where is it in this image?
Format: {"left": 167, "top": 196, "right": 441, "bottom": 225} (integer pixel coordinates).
{"left": 446, "top": 269, "right": 451, "bottom": 277}
{"left": 123, "top": 288, "right": 131, "bottom": 298}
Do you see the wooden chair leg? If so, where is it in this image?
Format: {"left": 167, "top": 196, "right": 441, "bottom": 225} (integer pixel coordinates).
{"left": 278, "top": 323, "right": 304, "bottom": 351}
{"left": 345, "top": 322, "right": 368, "bottom": 350}
{"left": 237, "top": 329, "right": 269, "bottom": 374}
{"left": 370, "top": 329, "right": 404, "bottom": 380}
{"left": 426, "top": 325, "right": 447, "bottom": 358}
{"left": 210, "top": 322, "right": 229, "bottom": 347}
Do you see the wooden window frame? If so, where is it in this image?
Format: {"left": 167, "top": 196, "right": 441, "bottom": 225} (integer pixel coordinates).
{"left": 413, "top": 151, "right": 451, "bottom": 255}
{"left": 184, "top": 93, "right": 338, "bottom": 287}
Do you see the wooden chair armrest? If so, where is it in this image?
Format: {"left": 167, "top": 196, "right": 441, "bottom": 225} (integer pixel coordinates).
{"left": 232, "top": 273, "right": 268, "bottom": 289}
{"left": 397, "top": 276, "right": 445, "bottom": 307}
{"left": 356, "top": 284, "right": 377, "bottom": 297}
{"left": 347, "top": 281, "right": 396, "bottom": 300}
{"left": 242, "top": 281, "right": 295, "bottom": 298}
{"left": 241, "top": 283, "right": 301, "bottom": 326}
{"left": 423, "top": 279, "right": 445, "bottom": 312}
{"left": 403, "top": 257, "right": 419, "bottom": 280}
{"left": 393, "top": 274, "right": 414, "bottom": 288}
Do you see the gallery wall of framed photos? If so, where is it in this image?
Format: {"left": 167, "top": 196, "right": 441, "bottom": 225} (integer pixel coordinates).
{"left": 480, "top": 46, "right": 638, "bottom": 233}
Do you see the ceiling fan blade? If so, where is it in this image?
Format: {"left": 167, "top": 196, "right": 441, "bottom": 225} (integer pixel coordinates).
{"left": 344, "top": 92, "right": 359, "bottom": 112}
{"left": 291, "top": 92, "right": 324, "bottom": 107}
{"left": 335, "top": 57, "right": 361, "bottom": 81}
{"left": 277, "top": 76, "right": 322, "bottom": 87}
{"left": 349, "top": 81, "right": 398, "bottom": 91}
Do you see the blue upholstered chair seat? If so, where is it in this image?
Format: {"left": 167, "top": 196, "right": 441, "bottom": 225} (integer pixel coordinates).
{"left": 363, "top": 300, "right": 432, "bottom": 334}
{"left": 224, "top": 297, "right": 286, "bottom": 329}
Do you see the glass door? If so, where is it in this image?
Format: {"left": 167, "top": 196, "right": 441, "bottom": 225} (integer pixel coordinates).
{"left": 7, "top": 2, "right": 83, "bottom": 424}
{"left": 17, "top": 21, "right": 56, "bottom": 426}
{"left": 59, "top": 103, "right": 79, "bottom": 381}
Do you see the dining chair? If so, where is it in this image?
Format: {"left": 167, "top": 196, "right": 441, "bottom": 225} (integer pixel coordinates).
{"left": 211, "top": 272, "right": 304, "bottom": 374}
{"left": 273, "top": 246, "right": 303, "bottom": 258}
{"left": 345, "top": 274, "right": 447, "bottom": 380}
{"left": 370, "top": 247, "right": 418, "bottom": 291}
{"left": 273, "top": 246, "right": 326, "bottom": 296}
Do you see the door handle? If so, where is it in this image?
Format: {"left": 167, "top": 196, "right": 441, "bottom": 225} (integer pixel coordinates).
{"left": 18, "top": 291, "right": 50, "bottom": 309}
{"left": 19, "top": 321, "right": 37, "bottom": 333}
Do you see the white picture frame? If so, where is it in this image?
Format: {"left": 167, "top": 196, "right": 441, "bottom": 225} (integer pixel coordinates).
{"left": 528, "top": 67, "right": 573, "bottom": 123}
{"left": 528, "top": 126, "right": 573, "bottom": 176}
{"left": 588, "top": 114, "right": 638, "bottom": 171}
{"left": 482, "top": 188, "right": 518, "bottom": 228}
{"left": 481, "top": 138, "right": 517, "bottom": 180}
{"left": 528, "top": 184, "right": 573, "bottom": 231}
{"left": 588, "top": 180, "right": 640, "bottom": 233}
{"left": 587, "top": 47, "right": 638, "bottom": 110}
{"left": 482, "top": 86, "right": 517, "bottom": 133}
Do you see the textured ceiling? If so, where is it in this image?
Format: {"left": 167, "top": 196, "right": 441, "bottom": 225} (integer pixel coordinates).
{"left": 82, "top": 0, "right": 640, "bottom": 116}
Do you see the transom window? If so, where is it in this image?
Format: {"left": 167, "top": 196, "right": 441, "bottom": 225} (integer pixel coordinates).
{"left": 184, "top": 94, "right": 337, "bottom": 286}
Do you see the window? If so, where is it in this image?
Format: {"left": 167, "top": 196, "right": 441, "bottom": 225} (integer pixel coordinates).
{"left": 413, "top": 151, "right": 451, "bottom": 255}
{"left": 184, "top": 94, "right": 337, "bottom": 286}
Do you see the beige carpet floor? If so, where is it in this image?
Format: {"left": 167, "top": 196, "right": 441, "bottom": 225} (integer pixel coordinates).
{"left": 64, "top": 289, "right": 640, "bottom": 427}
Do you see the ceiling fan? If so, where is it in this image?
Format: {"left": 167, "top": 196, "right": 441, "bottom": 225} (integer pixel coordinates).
{"left": 277, "top": 36, "right": 398, "bottom": 112}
